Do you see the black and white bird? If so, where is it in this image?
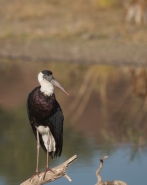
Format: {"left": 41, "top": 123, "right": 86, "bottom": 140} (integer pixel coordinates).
{"left": 27, "top": 70, "right": 69, "bottom": 179}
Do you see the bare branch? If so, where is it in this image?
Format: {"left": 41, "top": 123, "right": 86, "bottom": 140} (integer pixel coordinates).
{"left": 95, "top": 156, "right": 128, "bottom": 185}
{"left": 20, "top": 155, "right": 77, "bottom": 185}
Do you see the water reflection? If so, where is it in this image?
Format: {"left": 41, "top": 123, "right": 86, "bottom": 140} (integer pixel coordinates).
{"left": 0, "top": 61, "right": 147, "bottom": 185}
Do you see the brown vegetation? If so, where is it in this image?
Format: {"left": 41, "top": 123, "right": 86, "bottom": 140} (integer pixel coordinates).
{"left": 0, "top": 0, "right": 147, "bottom": 65}
{"left": 125, "top": 0, "right": 147, "bottom": 24}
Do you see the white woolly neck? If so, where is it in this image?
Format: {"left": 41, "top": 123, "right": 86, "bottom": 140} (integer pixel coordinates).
{"left": 38, "top": 72, "right": 54, "bottom": 96}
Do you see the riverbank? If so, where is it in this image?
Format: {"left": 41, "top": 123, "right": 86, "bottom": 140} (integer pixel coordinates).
{"left": 0, "top": 39, "right": 147, "bottom": 66}
{"left": 0, "top": 0, "right": 147, "bottom": 66}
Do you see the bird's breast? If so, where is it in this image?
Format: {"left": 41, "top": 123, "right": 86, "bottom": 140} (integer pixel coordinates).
{"left": 29, "top": 87, "right": 56, "bottom": 119}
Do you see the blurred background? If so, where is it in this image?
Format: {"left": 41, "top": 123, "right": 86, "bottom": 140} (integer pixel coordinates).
{"left": 0, "top": 0, "right": 147, "bottom": 185}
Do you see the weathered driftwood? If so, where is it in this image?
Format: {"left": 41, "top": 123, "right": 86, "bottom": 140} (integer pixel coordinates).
{"left": 20, "top": 155, "right": 77, "bottom": 185}
{"left": 95, "top": 156, "right": 127, "bottom": 185}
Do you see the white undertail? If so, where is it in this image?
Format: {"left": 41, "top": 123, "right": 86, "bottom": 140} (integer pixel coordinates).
{"left": 37, "top": 126, "right": 56, "bottom": 152}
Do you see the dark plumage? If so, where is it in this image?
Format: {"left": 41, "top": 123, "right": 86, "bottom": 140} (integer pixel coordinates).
{"left": 27, "top": 70, "right": 68, "bottom": 179}
{"left": 27, "top": 86, "right": 64, "bottom": 158}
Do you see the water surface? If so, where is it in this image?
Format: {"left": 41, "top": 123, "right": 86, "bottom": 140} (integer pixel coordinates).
{"left": 0, "top": 61, "right": 147, "bottom": 185}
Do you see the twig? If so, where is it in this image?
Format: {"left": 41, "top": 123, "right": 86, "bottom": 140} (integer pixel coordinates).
{"left": 95, "top": 156, "right": 127, "bottom": 185}
{"left": 20, "top": 155, "right": 77, "bottom": 185}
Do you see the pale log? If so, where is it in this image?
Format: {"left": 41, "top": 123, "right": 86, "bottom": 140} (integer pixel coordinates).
{"left": 20, "top": 155, "right": 77, "bottom": 185}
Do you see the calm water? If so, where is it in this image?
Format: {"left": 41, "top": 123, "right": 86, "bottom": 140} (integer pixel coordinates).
{"left": 0, "top": 61, "right": 147, "bottom": 185}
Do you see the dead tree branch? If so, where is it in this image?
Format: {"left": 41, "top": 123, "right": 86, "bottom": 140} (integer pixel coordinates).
{"left": 20, "top": 155, "right": 77, "bottom": 185}
{"left": 95, "top": 156, "right": 128, "bottom": 185}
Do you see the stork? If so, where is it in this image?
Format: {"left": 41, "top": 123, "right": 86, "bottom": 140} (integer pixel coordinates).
{"left": 27, "top": 70, "right": 69, "bottom": 179}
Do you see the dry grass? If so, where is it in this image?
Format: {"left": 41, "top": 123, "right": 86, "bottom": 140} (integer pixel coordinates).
{"left": 0, "top": 0, "right": 147, "bottom": 44}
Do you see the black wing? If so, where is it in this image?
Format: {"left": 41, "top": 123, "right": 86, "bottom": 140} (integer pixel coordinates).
{"left": 47, "top": 100, "right": 64, "bottom": 158}
{"left": 27, "top": 94, "right": 38, "bottom": 141}
{"left": 27, "top": 94, "right": 64, "bottom": 158}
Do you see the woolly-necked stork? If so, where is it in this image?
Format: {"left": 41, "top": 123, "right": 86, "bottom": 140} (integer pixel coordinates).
{"left": 27, "top": 70, "right": 69, "bottom": 179}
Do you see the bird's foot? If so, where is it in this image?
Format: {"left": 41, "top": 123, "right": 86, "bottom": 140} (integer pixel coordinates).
{"left": 29, "top": 171, "right": 40, "bottom": 181}
{"left": 43, "top": 167, "right": 55, "bottom": 180}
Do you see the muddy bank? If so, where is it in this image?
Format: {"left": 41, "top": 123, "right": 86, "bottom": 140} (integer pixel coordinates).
{"left": 1, "top": 0, "right": 147, "bottom": 66}
{"left": 0, "top": 39, "right": 147, "bottom": 66}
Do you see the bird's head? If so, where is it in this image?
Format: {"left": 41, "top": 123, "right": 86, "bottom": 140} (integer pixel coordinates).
{"left": 38, "top": 70, "right": 69, "bottom": 96}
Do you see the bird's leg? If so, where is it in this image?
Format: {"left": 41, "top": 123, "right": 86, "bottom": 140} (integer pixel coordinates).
{"left": 46, "top": 131, "right": 49, "bottom": 169}
{"left": 43, "top": 131, "right": 54, "bottom": 180}
{"left": 29, "top": 129, "right": 40, "bottom": 181}
{"left": 36, "top": 129, "right": 40, "bottom": 175}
